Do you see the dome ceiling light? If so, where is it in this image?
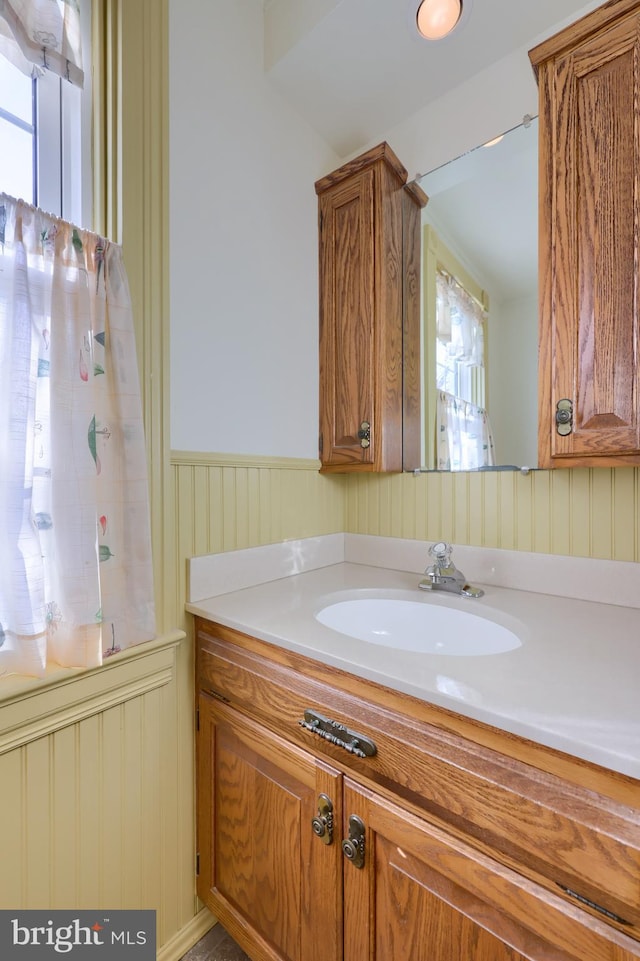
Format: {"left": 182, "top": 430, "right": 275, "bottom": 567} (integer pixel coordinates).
{"left": 416, "top": 0, "right": 463, "bottom": 40}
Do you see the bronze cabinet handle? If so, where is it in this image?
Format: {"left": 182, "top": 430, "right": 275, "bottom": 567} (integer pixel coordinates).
{"left": 298, "top": 709, "right": 377, "bottom": 758}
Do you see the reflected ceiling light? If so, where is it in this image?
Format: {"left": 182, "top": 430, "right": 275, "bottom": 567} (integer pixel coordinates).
{"left": 416, "top": 0, "right": 463, "bottom": 40}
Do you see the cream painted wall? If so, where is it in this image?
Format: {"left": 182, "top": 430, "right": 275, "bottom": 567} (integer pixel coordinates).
{"left": 168, "top": 0, "right": 338, "bottom": 458}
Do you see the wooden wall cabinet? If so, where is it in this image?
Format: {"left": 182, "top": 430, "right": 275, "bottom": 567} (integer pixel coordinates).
{"left": 195, "top": 618, "right": 640, "bottom": 961}
{"left": 315, "top": 143, "right": 426, "bottom": 473}
{"left": 530, "top": 0, "right": 640, "bottom": 467}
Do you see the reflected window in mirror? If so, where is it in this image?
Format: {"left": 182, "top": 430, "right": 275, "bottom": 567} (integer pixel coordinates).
{"left": 423, "top": 226, "right": 495, "bottom": 470}
{"left": 415, "top": 116, "right": 539, "bottom": 472}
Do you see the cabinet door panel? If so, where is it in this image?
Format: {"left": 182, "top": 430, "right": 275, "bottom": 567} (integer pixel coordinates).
{"left": 537, "top": 10, "right": 640, "bottom": 465}
{"left": 342, "top": 779, "right": 640, "bottom": 961}
{"left": 319, "top": 170, "right": 376, "bottom": 467}
{"left": 197, "top": 694, "right": 342, "bottom": 961}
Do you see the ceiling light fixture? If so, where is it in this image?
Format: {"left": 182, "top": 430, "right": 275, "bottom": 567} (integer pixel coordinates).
{"left": 416, "top": 0, "right": 463, "bottom": 40}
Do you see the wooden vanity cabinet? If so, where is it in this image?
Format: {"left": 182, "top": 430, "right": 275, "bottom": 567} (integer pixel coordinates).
{"left": 342, "top": 780, "right": 632, "bottom": 961}
{"left": 197, "top": 693, "right": 343, "bottom": 961}
{"left": 530, "top": 0, "right": 640, "bottom": 467}
{"left": 315, "top": 143, "right": 426, "bottom": 473}
{"left": 195, "top": 618, "right": 640, "bottom": 961}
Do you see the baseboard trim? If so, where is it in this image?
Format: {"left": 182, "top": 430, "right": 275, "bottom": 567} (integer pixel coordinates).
{"left": 157, "top": 907, "right": 217, "bottom": 961}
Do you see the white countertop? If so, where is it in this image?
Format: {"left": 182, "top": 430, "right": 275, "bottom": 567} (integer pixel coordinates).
{"left": 187, "top": 557, "right": 640, "bottom": 780}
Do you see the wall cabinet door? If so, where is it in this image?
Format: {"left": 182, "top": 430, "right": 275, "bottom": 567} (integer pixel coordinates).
{"left": 531, "top": 0, "right": 640, "bottom": 467}
{"left": 318, "top": 166, "right": 379, "bottom": 469}
{"left": 197, "top": 694, "right": 343, "bottom": 961}
{"left": 341, "top": 778, "right": 639, "bottom": 961}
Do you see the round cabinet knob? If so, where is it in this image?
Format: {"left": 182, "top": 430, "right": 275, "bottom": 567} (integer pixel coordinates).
{"left": 312, "top": 817, "right": 327, "bottom": 838}
{"left": 357, "top": 421, "right": 371, "bottom": 449}
{"left": 555, "top": 398, "right": 573, "bottom": 436}
{"left": 311, "top": 793, "right": 334, "bottom": 846}
{"left": 342, "top": 838, "right": 358, "bottom": 861}
{"left": 342, "top": 815, "right": 365, "bottom": 868}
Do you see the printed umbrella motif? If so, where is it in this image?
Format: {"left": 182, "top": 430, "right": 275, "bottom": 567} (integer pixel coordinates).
{"left": 87, "top": 417, "right": 111, "bottom": 474}
{"left": 88, "top": 416, "right": 100, "bottom": 473}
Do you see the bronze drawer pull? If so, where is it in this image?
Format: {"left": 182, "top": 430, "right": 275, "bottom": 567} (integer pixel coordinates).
{"left": 299, "top": 709, "right": 377, "bottom": 758}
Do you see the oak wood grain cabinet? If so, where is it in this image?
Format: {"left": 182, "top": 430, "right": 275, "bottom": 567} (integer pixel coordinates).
{"left": 315, "top": 143, "right": 426, "bottom": 473}
{"left": 530, "top": 0, "right": 640, "bottom": 467}
{"left": 197, "top": 695, "right": 342, "bottom": 961}
{"left": 195, "top": 617, "right": 640, "bottom": 961}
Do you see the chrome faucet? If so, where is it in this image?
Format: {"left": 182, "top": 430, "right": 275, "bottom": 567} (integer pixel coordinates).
{"left": 418, "top": 542, "right": 484, "bottom": 598}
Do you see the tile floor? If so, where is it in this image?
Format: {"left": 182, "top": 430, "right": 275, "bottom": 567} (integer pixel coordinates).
{"left": 180, "top": 924, "right": 251, "bottom": 961}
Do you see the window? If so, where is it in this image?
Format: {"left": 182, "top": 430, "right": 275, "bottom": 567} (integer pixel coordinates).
{"left": 0, "top": 0, "right": 157, "bottom": 678}
{"left": 0, "top": 2, "right": 158, "bottom": 682}
{"left": 0, "top": 0, "right": 91, "bottom": 226}
{"left": 0, "top": 56, "right": 34, "bottom": 202}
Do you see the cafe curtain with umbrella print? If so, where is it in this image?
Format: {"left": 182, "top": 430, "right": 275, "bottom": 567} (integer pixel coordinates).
{"left": 0, "top": 195, "right": 156, "bottom": 677}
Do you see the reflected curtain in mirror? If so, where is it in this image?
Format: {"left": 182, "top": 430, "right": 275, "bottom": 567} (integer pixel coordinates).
{"left": 423, "top": 225, "right": 495, "bottom": 469}
{"left": 436, "top": 391, "right": 495, "bottom": 470}
{"left": 0, "top": 195, "right": 155, "bottom": 677}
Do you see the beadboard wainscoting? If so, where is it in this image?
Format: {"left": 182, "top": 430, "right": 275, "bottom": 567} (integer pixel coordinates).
{"left": 0, "top": 633, "right": 197, "bottom": 954}
{"left": 344, "top": 467, "right": 640, "bottom": 561}
{"left": 170, "top": 452, "right": 348, "bottom": 632}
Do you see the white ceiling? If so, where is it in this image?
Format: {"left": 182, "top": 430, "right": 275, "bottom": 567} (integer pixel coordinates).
{"left": 264, "top": 0, "right": 604, "bottom": 157}
{"left": 263, "top": 0, "right": 605, "bottom": 305}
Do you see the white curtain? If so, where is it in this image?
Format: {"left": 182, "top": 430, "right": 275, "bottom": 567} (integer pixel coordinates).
{"left": 435, "top": 268, "right": 495, "bottom": 470}
{"left": 0, "top": 0, "right": 83, "bottom": 85}
{"left": 436, "top": 390, "right": 496, "bottom": 471}
{"left": 0, "top": 195, "right": 155, "bottom": 677}
{"left": 435, "top": 268, "right": 485, "bottom": 401}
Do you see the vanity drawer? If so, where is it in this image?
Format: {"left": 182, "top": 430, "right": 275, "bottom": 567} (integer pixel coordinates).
{"left": 196, "top": 619, "right": 640, "bottom": 937}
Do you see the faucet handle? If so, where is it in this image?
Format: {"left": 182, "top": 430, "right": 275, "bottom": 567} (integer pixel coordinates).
{"left": 429, "top": 541, "right": 452, "bottom": 567}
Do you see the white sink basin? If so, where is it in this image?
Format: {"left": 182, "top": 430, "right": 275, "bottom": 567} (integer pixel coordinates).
{"left": 315, "top": 597, "right": 522, "bottom": 656}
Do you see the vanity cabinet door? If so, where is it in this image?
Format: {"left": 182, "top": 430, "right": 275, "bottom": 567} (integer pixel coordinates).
{"left": 197, "top": 694, "right": 343, "bottom": 961}
{"left": 316, "top": 142, "right": 424, "bottom": 473}
{"left": 531, "top": 0, "right": 640, "bottom": 467}
{"left": 341, "top": 778, "right": 639, "bottom": 961}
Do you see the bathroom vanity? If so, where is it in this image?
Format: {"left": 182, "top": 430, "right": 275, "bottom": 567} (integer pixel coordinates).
{"left": 190, "top": 551, "right": 640, "bottom": 961}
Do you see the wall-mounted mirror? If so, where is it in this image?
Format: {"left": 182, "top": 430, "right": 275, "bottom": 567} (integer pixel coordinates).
{"left": 412, "top": 116, "right": 538, "bottom": 472}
